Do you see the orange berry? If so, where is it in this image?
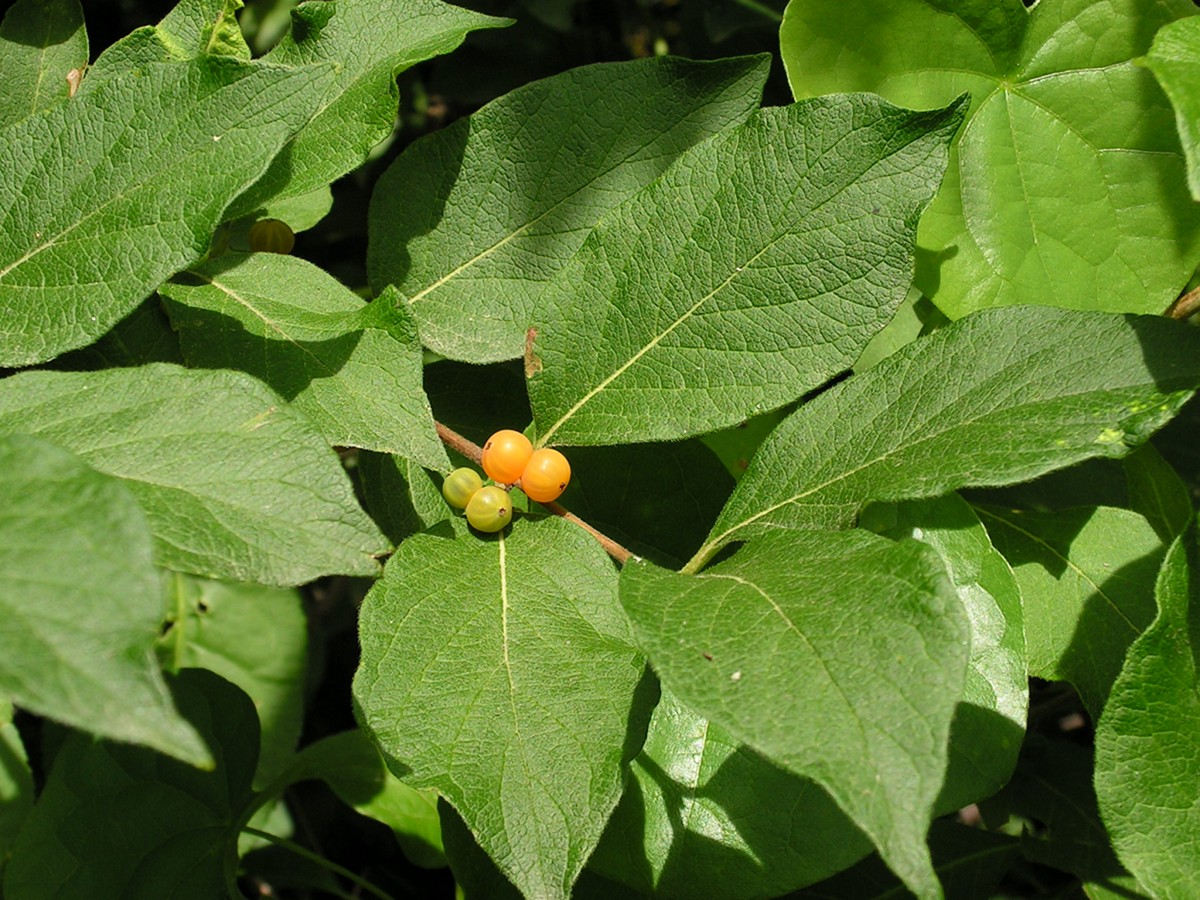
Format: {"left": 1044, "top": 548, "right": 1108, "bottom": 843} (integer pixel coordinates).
{"left": 520, "top": 448, "right": 571, "bottom": 503}
{"left": 481, "top": 429, "right": 533, "bottom": 484}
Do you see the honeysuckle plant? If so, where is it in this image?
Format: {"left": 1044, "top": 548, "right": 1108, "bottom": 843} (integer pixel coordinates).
{"left": 2, "top": 0, "right": 1200, "bottom": 898}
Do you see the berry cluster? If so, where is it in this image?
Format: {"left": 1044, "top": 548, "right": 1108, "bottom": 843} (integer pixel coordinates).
{"left": 441, "top": 430, "right": 572, "bottom": 533}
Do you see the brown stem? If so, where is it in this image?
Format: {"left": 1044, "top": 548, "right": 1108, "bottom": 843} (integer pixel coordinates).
{"left": 1165, "top": 284, "right": 1200, "bottom": 320}
{"left": 435, "top": 421, "right": 483, "bottom": 464}
{"left": 435, "top": 421, "right": 636, "bottom": 566}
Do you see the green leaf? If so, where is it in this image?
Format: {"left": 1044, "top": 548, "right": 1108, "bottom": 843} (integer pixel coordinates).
{"left": 0, "top": 0, "right": 87, "bottom": 128}
{"left": 229, "top": 0, "right": 511, "bottom": 217}
{"left": 0, "top": 434, "right": 208, "bottom": 766}
{"left": 86, "top": 0, "right": 251, "bottom": 78}
{"left": 529, "top": 94, "right": 965, "bottom": 447}
{"left": 620, "top": 530, "right": 970, "bottom": 900}
{"left": 2, "top": 669, "right": 257, "bottom": 900}
{"left": 975, "top": 505, "right": 1163, "bottom": 718}
{"left": 1145, "top": 16, "right": 1200, "bottom": 200}
{"left": 0, "top": 699, "right": 34, "bottom": 875}
{"left": 158, "top": 573, "right": 307, "bottom": 786}
{"left": 0, "top": 55, "right": 335, "bottom": 367}
{"left": 865, "top": 494, "right": 1026, "bottom": 811}
{"left": 354, "top": 516, "right": 652, "bottom": 900}
{"left": 159, "top": 0, "right": 251, "bottom": 60}
{"left": 289, "top": 730, "right": 445, "bottom": 869}
{"left": 1095, "top": 524, "right": 1200, "bottom": 895}
{"left": 1123, "top": 443, "right": 1194, "bottom": 542}
{"left": 693, "top": 308, "right": 1200, "bottom": 572}
{"left": 439, "top": 801, "right": 523, "bottom": 899}
{"left": 587, "top": 687, "right": 872, "bottom": 898}
{"left": 52, "top": 296, "right": 183, "bottom": 370}
{"left": 357, "top": 451, "right": 450, "bottom": 546}
{"left": 369, "top": 54, "right": 771, "bottom": 363}
{"left": 0, "top": 365, "right": 386, "bottom": 585}
{"left": 780, "top": 0, "right": 1200, "bottom": 318}
{"left": 161, "top": 258, "right": 449, "bottom": 470}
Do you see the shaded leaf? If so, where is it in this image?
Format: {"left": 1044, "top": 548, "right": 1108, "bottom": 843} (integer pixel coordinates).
{"left": 0, "top": 434, "right": 208, "bottom": 765}
{"left": 866, "top": 494, "right": 1026, "bottom": 811}
{"left": 976, "top": 505, "right": 1163, "bottom": 718}
{"left": 693, "top": 308, "right": 1200, "bottom": 572}
{"left": 158, "top": 573, "right": 307, "bottom": 786}
{"left": 0, "top": 365, "right": 386, "bottom": 585}
{"left": 0, "top": 0, "right": 87, "bottom": 128}
{"left": 357, "top": 451, "right": 450, "bottom": 546}
{"left": 621, "top": 529, "right": 969, "bottom": 899}
{"left": 979, "top": 737, "right": 1140, "bottom": 893}
{"left": 0, "top": 699, "right": 34, "bottom": 874}
{"left": 2, "top": 670, "right": 257, "bottom": 900}
{"left": 587, "top": 687, "right": 872, "bottom": 899}
{"left": 780, "top": 0, "right": 1200, "bottom": 318}
{"left": 354, "top": 516, "right": 652, "bottom": 900}
{"left": 291, "top": 730, "right": 445, "bottom": 870}
{"left": 529, "top": 94, "right": 965, "bottom": 447}
{"left": 161, "top": 257, "right": 448, "bottom": 469}
{"left": 795, "top": 821, "right": 1020, "bottom": 899}
{"left": 1123, "top": 443, "right": 1193, "bottom": 542}
{"left": 230, "top": 0, "right": 510, "bottom": 216}
{"left": 369, "top": 54, "right": 771, "bottom": 362}
{"left": 1095, "top": 524, "right": 1200, "bottom": 895}
{"left": 0, "top": 56, "right": 335, "bottom": 366}
{"left": 1145, "top": 16, "right": 1200, "bottom": 200}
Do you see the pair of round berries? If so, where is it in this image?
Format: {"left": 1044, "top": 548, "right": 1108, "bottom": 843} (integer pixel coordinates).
{"left": 441, "top": 430, "right": 572, "bottom": 533}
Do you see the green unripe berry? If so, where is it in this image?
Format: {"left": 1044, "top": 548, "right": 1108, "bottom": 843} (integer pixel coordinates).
{"left": 248, "top": 218, "right": 296, "bottom": 254}
{"left": 442, "top": 467, "right": 483, "bottom": 509}
{"left": 465, "top": 485, "right": 512, "bottom": 533}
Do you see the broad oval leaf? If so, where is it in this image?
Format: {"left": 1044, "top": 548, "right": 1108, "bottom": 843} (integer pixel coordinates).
{"left": 587, "top": 687, "right": 872, "bottom": 899}
{"left": 621, "top": 529, "right": 970, "bottom": 900}
{"left": 780, "top": 0, "right": 1200, "bottom": 318}
{"left": 528, "top": 94, "right": 965, "bottom": 447}
{"left": 0, "top": 434, "right": 208, "bottom": 766}
{"left": 0, "top": 56, "right": 335, "bottom": 367}
{"left": 160, "top": 256, "right": 448, "bottom": 470}
{"left": 0, "top": 365, "right": 386, "bottom": 585}
{"left": 0, "top": 0, "right": 87, "bottom": 128}
{"left": 368, "top": 54, "right": 771, "bottom": 363}
{"left": 2, "top": 670, "right": 257, "bottom": 900}
{"left": 353, "top": 516, "right": 652, "bottom": 900}
{"left": 1095, "top": 525, "right": 1200, "bottom": 895}
{"left": 693, "top": 308, "right": 1200, "bottom": 572}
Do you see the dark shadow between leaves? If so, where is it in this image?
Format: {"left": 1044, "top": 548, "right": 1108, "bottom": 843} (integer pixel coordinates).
{"left": 586, "top": 726, "right": 873, "bottom": 899}
{"left": 936, "top": 701, "right": 1026, "bottom": 814}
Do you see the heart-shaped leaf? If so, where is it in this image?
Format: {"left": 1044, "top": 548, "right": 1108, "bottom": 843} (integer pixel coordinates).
{"left": 354, "top": 516, "right": 653, "bottom": 899}
{"left": 780, "top": 0, "right": 1200, "bottom": 318}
